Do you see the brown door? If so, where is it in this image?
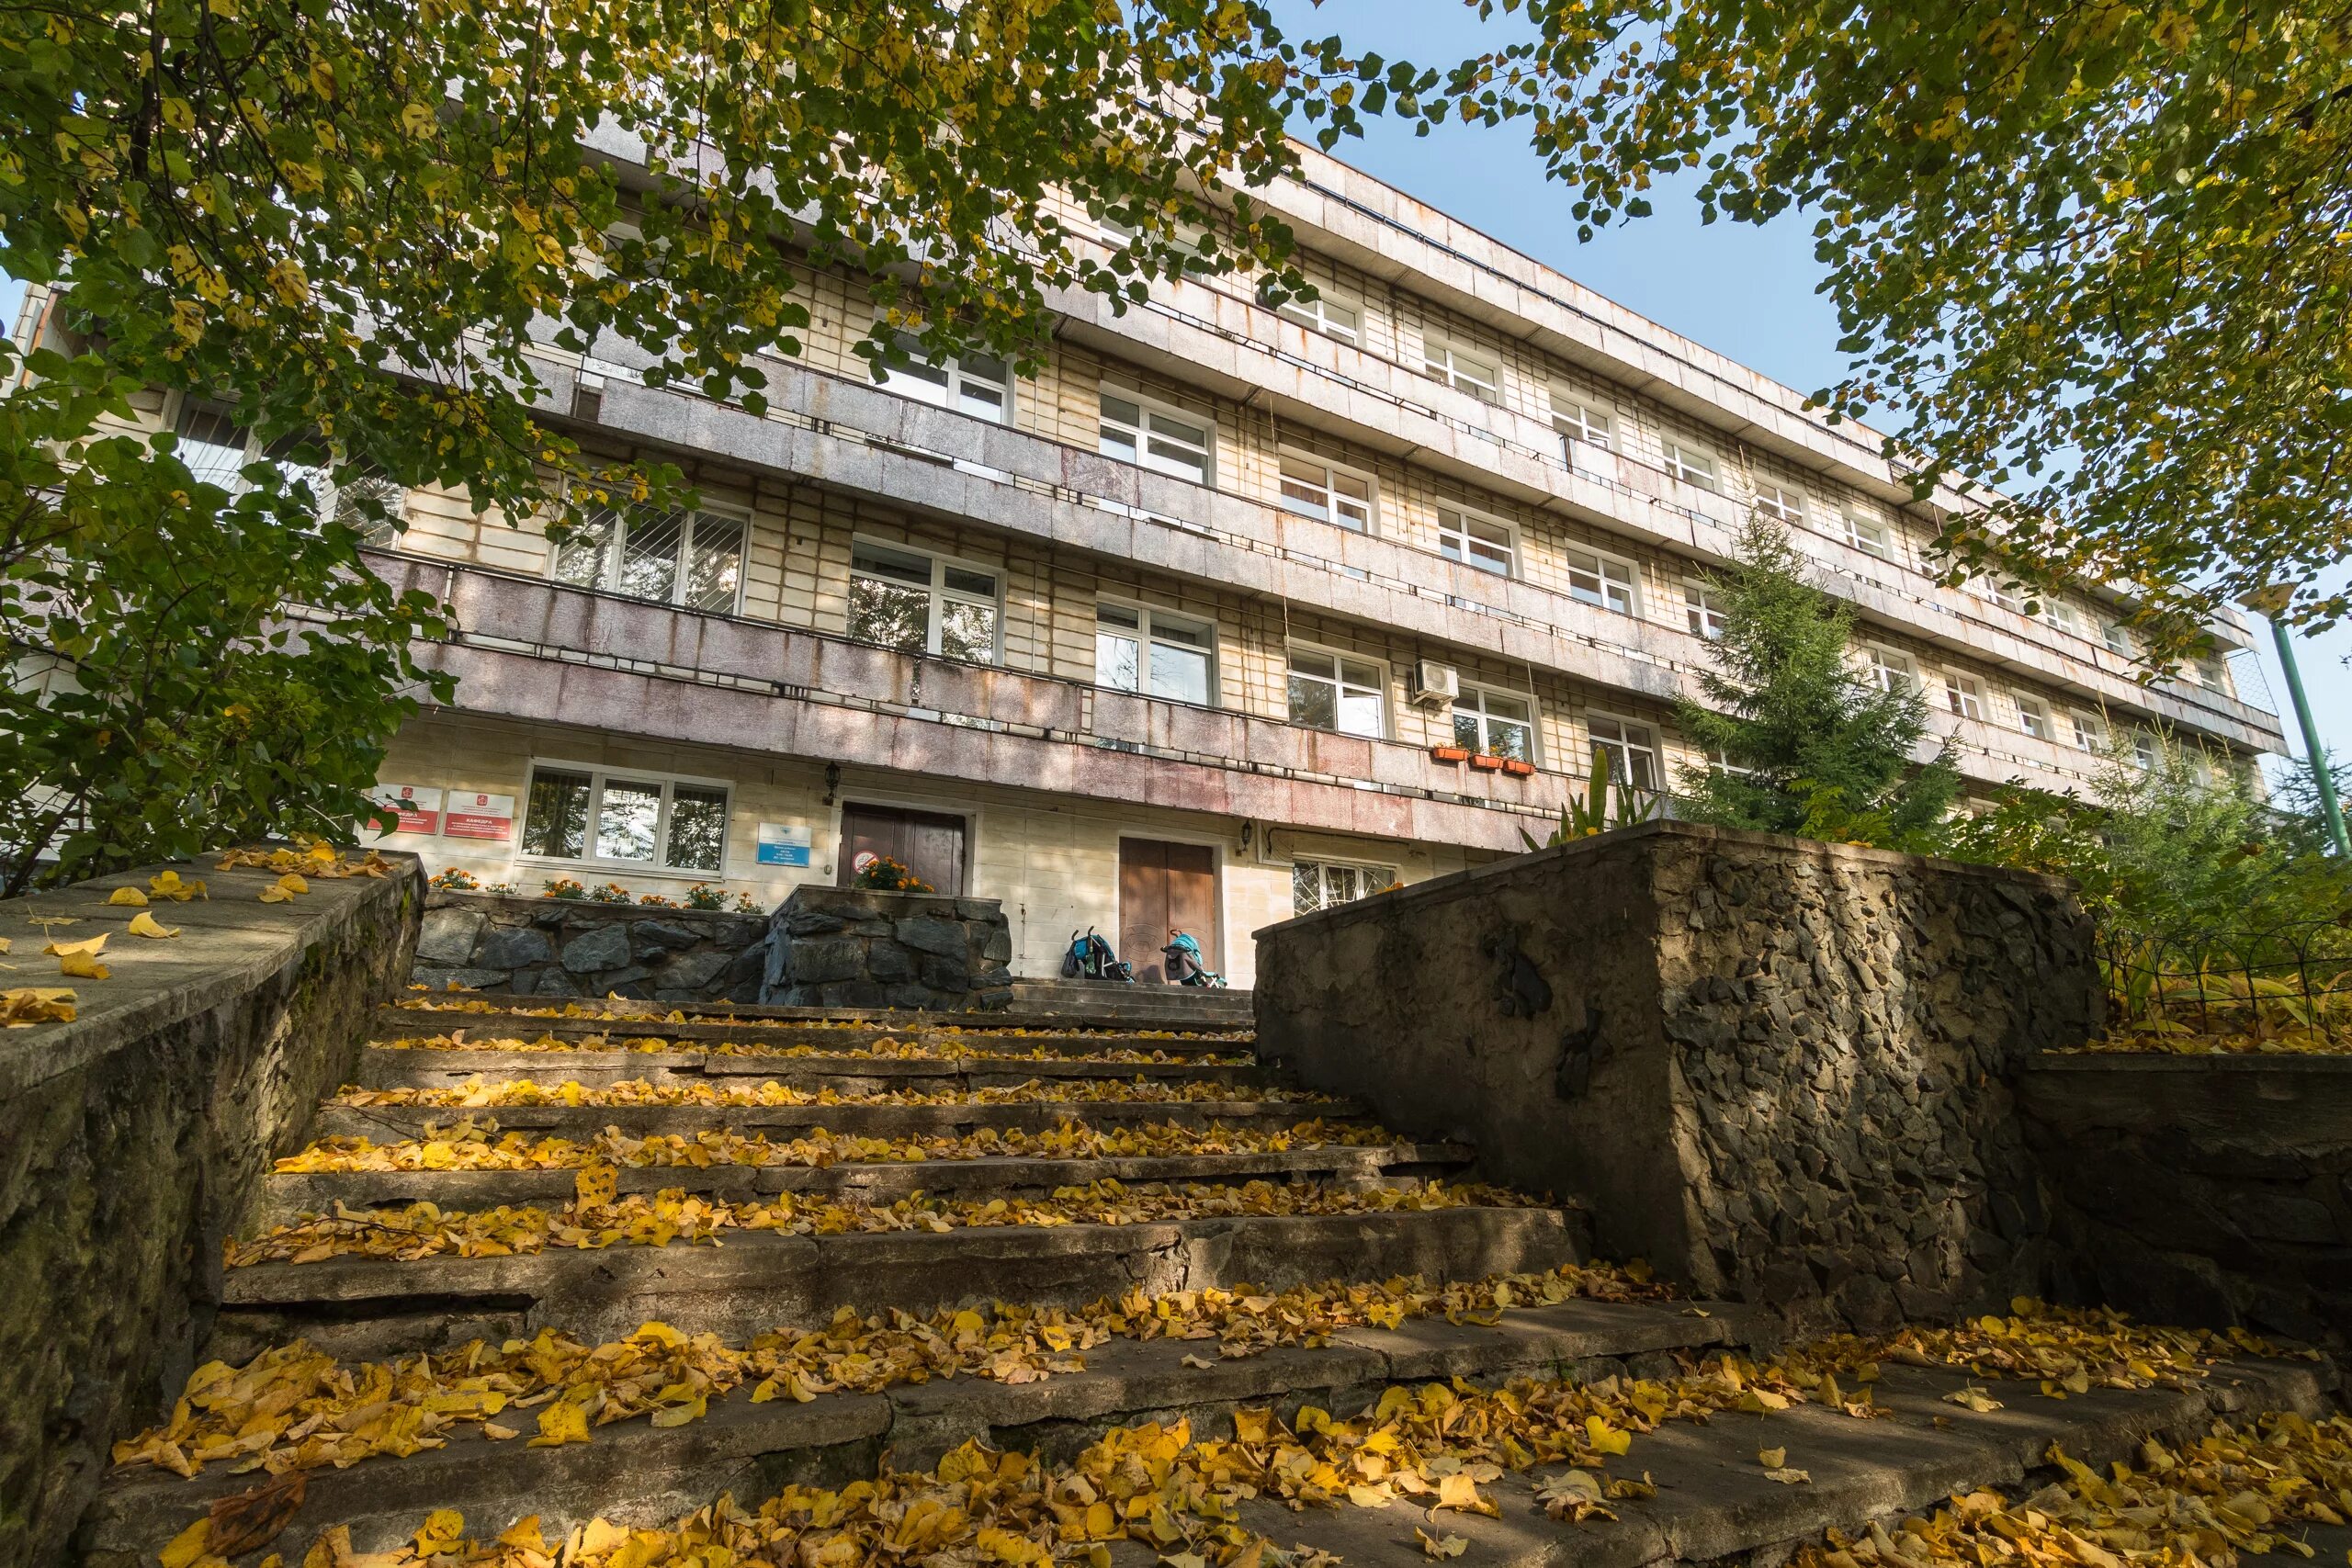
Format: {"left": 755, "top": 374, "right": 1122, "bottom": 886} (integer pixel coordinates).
{"left": 837, "top": 804, "right": 968, "bottom": 896}
{"left": 1118, "top": 839, "right": 1217, "bottom": 983}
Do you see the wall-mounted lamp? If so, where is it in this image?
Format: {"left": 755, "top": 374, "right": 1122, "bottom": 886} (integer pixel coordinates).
{"left": 1238, "top": 820, "right": 1254, "bottom": 854}
{"left": 822, "top": 761, "right": 841, "bottom": 807}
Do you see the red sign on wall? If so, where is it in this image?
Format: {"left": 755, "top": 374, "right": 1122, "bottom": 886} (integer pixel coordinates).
{"left": 368, "top": 784, "right": 443, "bottom": 837}
{"left": 441, "top": 792, "right": 516, "bottom": 841}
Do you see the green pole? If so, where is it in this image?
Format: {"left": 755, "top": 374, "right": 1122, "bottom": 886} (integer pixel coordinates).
{"left": 2268, "top": 615, "right": 2351, "bottom": 857}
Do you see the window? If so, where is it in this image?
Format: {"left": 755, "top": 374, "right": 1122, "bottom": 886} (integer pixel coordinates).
{"left": 1287, "top": 647, "right": 1385, "bottom": 739}
{"left": 551, "top": 503, "right": 747, "bottom": 613}
{"left": 2104, "top": 621, "right": 2134, "bottom": 657}
{"left": 2070, "top": 711, "right": 2109, "bottom": 751}
{"left": 1421, "top": 338, "right": 1500, "bottom": 404}
{"left": 519, "top": 764, "right": 729, "bottom": 873}
{"left": 1096, "top": 602, "right": 1215, "bottom": 705}
{"left": 1453, "top": 687, "right": 1537, "bottom": 762}
{"left": 847, "top": 540, "right": 1001, "bottom": 660}
{"left": 1437, "top": 507, "right": 1514, "bottom": 576}
{"left": 1272, "top": 291, "right": 1360, "bottom": 344}
{"left": 171, "top": 396, "right": 400, "bottom": 535}
{"left": 1293, "top": 859, "right": 1397, "bottom": 915}
{"left": 1278, "top": 455, "right": 1374, "bottom": 532}
{"left": 1566, "top": 547, "right": 1639, "bottom": 615}
{"left": 2041, "top": 598, "right": 2083, "bottom": 637}
{"left": 1683, "top": 581, "right": 1726, "bottom": 639}
{"left": 334, "top": 475, "right": 409, "bottom": 547}
{"left": 874, "top": 331, "right": 1013, "bottom": 422}
{"left": 1942, "top": 672, "right": 1985, "bottom": 721}
{"left": 1838, "top": 511, "right": 1893, "bottom": 559}
{"left": 1978, "top": 578, "right": 2029, "bottom": 615}
{"left": 2194, "top": 657, "right": 2231, "bottom": 695}
{"left": 1587, "top": 716, "right": 1659, "bottom": 791}
{"left": 1860, "top": 644, "right": 1916, "bottom": 694}
{"left": 2133, "top": 730, "right": 2163, "bottom": 772}
{"left": 1551, "top": 392, "right": 1613, "bottom": 452}
{"left": 2015, "top": 694, "right": 2054, "bottom": 740}
{"left": 175, "top": 399, "right": 264, "bottom": 491}
{"left": 1099, "top": 391, "right": 1213, "bottom": 484}
{"left": 1754, "top": 483, "right": 1806, "bottom": 526}
{"left": 1657, "top": 436, "right": 1719, "bottom": 492}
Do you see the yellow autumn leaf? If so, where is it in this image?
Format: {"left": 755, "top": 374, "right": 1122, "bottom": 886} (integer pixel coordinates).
{"left": 149, "top": 870, "right": 207, "bottom": 901}
{"left": 2, "top": 987, "right": 75, "bottom": 1027}
{"left": 413, "top": 1509, "right": 466, "bottom": 1556}
{"left": 1415, "top": 1529, "right": 1467, "bottom": 1560}
{"left": 59, "top": 951, "right": 110, "bottom": 980}
{"left": 159, "top": 1517, "right": 211, "bottom": 1568}
{"left": 495, "top": 1519, "right": 544, "bottom": 1552}
{"left": 44, "top": 933, "right": 106, "bottom": 958}
{"left": 528, "top": 1399, "right": 591, "bottom": 1447}
{"left": 128, "top": 911, "right": 181, "bottom": 940}
{"left": 107, "top": 886, "right": 149, "bottom": 907}
{"left": 1759, "top": 1448, "right": 1787, "bottom": 1469}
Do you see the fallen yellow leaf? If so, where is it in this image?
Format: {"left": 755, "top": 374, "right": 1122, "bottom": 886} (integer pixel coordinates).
{"left": 44, "top": 933, "right": 106, "bottom": 958}
{"left": 107, "top": 886, "right": 149, "bottom": 907}
{"left": 0, "top": 987, "right": 75, "bottom": 1027}
{"left": 128, "top": 911, "right": 181, "bottom": 940}
{"left": 149, "top": 870, "right": 207, "bottom": 901}
{"left": 59, "top": 951, "right": 110, "bottom": 980}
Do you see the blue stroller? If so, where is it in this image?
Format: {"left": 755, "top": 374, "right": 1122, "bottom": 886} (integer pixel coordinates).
{"left": 1159, "top": 930, "right": 1227, "bottom": 987}
{"left": 1063, "top": 928, "right": 1134, "bottom": 982}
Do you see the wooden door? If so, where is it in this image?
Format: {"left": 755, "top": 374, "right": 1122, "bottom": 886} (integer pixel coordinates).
{"left": 1118, "top": 839, "right": 1218, "bottom": 982}
{"left": 837, "top": 804, "right": 968, "bottom": 896}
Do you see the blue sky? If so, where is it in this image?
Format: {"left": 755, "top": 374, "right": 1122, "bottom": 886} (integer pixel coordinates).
{"left": 6, "top": 25, "right": 2340, "bottom": 781}
{"left": 1269, "top": 0, "right": 2347, "bottom": 784}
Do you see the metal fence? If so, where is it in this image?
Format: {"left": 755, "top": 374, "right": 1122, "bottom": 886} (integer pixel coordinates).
{"left": 2098, "top": 916, "right": 2352, "bottom": 1046}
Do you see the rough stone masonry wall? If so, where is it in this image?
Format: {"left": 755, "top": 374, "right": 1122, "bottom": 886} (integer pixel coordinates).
{"left": 414, "top": 891, "right": 769, "bottom": 1002}
{"left": 2020, "top": 1055, "right": 2352, "bottom": 1345}
{"left": 1253, "top": 821, "right": 2099, "bottom": 1334}
{"left": 0, "top": 853, "right": 422, "bottom": 1568}
{"left": 764, "top": 886, "right": 1015, "bottom": 1010}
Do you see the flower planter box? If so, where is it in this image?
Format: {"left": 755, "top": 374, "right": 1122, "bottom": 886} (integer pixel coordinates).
{"left": 1500, "top": 758, "right": 1537, "bottom": 778}
{"left": 1430, "top": 745, "right": 1471, "bottom": 763}
{"left": 1468, "top": 753, "right": 1506, "bottom": 773}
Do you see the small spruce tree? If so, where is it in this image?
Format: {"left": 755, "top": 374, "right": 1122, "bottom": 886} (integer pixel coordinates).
{"left": 1674, "top": 517, "right": 1962, "bottom": 846}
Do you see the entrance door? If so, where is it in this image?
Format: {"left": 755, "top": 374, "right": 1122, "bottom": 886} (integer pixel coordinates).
{"left": 1118, "top": 839, "right": 1217, "bottom": 983}
{"left": 837, "top": 804, "right": 968, "bottom": 896}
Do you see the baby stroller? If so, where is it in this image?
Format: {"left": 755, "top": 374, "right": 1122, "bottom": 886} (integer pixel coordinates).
{"left": 1062, "top": 927, "right": 1134, "bottom": 982}
{"left": 1159, "top": 930, "right": 1227, "bottom": 987}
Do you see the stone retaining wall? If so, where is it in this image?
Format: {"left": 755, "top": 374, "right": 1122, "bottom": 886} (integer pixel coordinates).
{"left": 414, "top": 891, "right": 769, "bottom": 1001}
{"left": 1253, "top": 821, "right": 2098, "bottom": 1334}
{"left": 2021, "top": 1055, "right": 2352, "bottom": 1344}
{"left": 763, "top": 886, "right": 1015, "bottom": 1010}
{"left": 0, "top": 852, "right": 422, "bottom": 1568}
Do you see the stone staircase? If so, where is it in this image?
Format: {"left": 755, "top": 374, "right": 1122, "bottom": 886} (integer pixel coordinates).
{"left": 79, "top": 995, "right": 2337, "bottom": 1568}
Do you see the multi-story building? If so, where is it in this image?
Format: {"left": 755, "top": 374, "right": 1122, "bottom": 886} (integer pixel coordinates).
{"left": 19, "top": 143, "right": 2286, "bottom": 985}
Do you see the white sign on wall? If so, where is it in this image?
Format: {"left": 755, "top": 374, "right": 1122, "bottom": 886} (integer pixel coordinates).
{"left": 441, "top": 792, "right": 516, "bottom": 841}
{"left": 368, "top": 784, "right": 444, "bottom": 837}
{"left": 756, "top": 821, "right": 812, "bottom": 867}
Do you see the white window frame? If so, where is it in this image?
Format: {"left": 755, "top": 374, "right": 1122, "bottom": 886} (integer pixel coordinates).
{"left": 1292, "top": 858, "right": 1398, "bottom": 915}
{"left": 2103, "top": 621, "right": 2135, "bottom": 657}
{"left": 1285, "top": 643, "right": 1388, "bottom": 740}
{"left": 1272, "top": 290, "right": 1361, "bottom": 345}
{"left": 1585, "top": 714, "right": 1661, "bottom": 792}
{"left": 2133, "top": 730, "right": 2163, "bottom": 771}
{"left": 1942, "top": 672, "right": 1985, "bottom": 721}
{"left": 1860, "top": 642, "right": 1917, "bottom": 695}
{"left": 169, "top": 392, "right": 407, "bottom": 539}
{"left": 1550, "top": 391, "right": 1614, "bottom": 452}
{"left": 548, "top": 501, "right": 751, "bottom": 615}
{"left": 1451, "top": 683, "right": 1540, "bottom": 763}
{"left": 847, "top": 536, "right": 1004, "bottom": 662}
{"left": 1098, "top": 387, "right": 1215, "bottom": 486}
{"left": 1420, "top": 335, "right": 1501, "bottom": 404}
{"left": 2194, "top": 656, "right": 2231, "bottom": 694}
{"left": 1657, "top": 435, "right": 1720, "bottom": 493}
{"left": 872, "top": 327, "right": 1015, "bottom": 423}
{"left": 1436, "top": 505, "right": 1517, "bottom": 577}
{"left": 2070, "top": 711, "right": 2109, "bottom": 751}
{"left": 2041, "top": 598, "right": 2084, "bottom": 637}
{"left": 1276, "top": 451, "right": 1377, "bottom": 533}
{"left": 516, "top": 760, "right": 733, "bottom": 876}
{"left": 1838, "top": 510, "right": 1894, "bottom": 559}
{"left": 2014, "top": 693, "right": 2055, "bottom": 741}
{"left": 1095, "top": 599, "right": 1218, "bottom": 705}
{"left": 1682, "top": 581, "right": 1726, "bottom": 639}
{"left": 1753, "top": 482, "right": 1806, "bottom": 527}
{"left": 1565, "top": 545, "right": 1640, "bottom": 616}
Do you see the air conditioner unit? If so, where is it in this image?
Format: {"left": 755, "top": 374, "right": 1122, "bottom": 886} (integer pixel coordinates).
{"left": 1408, "top": 660, "right": 1459, "bottom": 708}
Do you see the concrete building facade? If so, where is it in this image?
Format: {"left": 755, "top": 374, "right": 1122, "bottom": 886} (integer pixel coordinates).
{"left": 21, "top": 145, "right": 2286, "bottom": 985}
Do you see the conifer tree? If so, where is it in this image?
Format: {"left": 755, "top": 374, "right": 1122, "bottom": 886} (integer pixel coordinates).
{"left": 1674, "top": 518, "right": 1962, "bottom": 846}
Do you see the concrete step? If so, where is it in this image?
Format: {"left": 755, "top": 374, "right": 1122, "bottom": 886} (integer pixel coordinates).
{"left": 368, "top": 1008, "right": 1254, "bottom": 1056}
{"left": 85, "top": 1296, "right": 1751, "bottom": 1567}
{"left": 212, "top": 1203, "right": 1586, "bottom": 1363}
{"left": 1007, "top": 978, "right": 1254, "bottom": 1024}
{"left": 1188, "top": 1356, "right": 2335, "bottom": 1568}
{"left": 256, "top": 1142, "right": 1476, "bottom": 1228}
{"left": 391, "top": 992, "right": 1255, "bottom": 1035}
{"left": 313, "top": 1095, "right": 1369, "bottom": 1144}
{"left": 352, "top": 1046, "right": 1287, "bottom": 1094}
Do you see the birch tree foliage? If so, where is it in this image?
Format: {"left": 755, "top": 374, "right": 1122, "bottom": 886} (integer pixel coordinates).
{"left": 1419, "top": 0, "right": 2352, "bottom": 658}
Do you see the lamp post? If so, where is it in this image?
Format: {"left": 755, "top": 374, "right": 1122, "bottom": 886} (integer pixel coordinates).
{"left": 2265, "top": 614, "right": 2350, "bottom": 857}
